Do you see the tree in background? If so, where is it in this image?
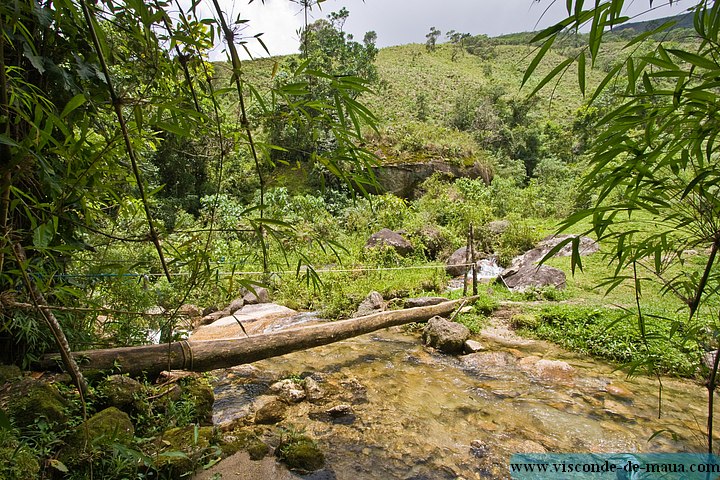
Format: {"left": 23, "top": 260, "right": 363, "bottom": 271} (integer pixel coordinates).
{"left": 528, "top": 0, "right": 720, "bottom": 452}
{"left": 425, "top": 26, "right": 441, "bottom": 51}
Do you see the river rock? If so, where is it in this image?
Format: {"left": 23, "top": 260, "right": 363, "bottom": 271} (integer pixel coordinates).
{"left": 365, "top": 228, "right": 413, "bottom": 256}
{"left": 404, "top": 296, "right": 447, "bottom": 308}
{"left": 603, "top": 399, "right": 635, "bottom": 421}
{"left": 243, "top": 287, "right": 270, "bottom": 305}
{"left": 605, "top": 383, "right": 633, "bottom": 401}
{"left": 61, "top": 407, "right": 134, "bottom": 466}
{"left": 98, "top": 374, "right": 145, "bottom": 412}
{"left": 422, "top": 316, "right": 470, "bottom": 354}
{"left": 353, "top": 291, "right": 385, "bottom": 317}
{"left": 304, "top": 377, "right": 325, "bottom": 403}
{"left": 521, "top": 358, "right": 575, "bottom": 383}
{"left": 254, "top": 396, "right": 288, "bottom": 424}
{"left": 190, "top": 303, "right": 298, "bottom": 340}
{"left": 326, "top": 404, "right": 353, "bottom": 417}
{"left": 464, "top": 339, "right": 485, "bottom": 354}
{"left": 270, "top": 379, "right": 306, "bottom": 403}
{"left": 445, "top": 246, "right": 469, "bottom": 277}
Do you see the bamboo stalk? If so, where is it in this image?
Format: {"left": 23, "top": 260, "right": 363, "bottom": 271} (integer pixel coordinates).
{"left": 38, "top": 298, "right": 477, "bottom": 378}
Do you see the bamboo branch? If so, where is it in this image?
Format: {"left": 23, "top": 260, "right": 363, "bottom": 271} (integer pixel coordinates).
{"left": 78, "top": 0, "right": 172, "bottom": 282}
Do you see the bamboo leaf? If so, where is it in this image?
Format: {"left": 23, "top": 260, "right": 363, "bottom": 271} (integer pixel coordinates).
{"left": 522, "top": 36, "right": 556, "bottom": 88}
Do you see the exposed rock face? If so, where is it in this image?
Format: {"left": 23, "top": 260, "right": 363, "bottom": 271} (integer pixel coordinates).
{"left": 404, "top": 296, "right": 448, "bottom": 308}
{"left": 367, "top": 160, "right": 492, "bottom": 199}
{"left": 422, "top": 316, "right": 471, "bottom": 354}
{"left": 353, "top": 291, "right": 385, "bottom": 318}
{"left": 365, "top": 229, "right": 413, "bottom": 256}
{"left": 445, "top": 246, "right": 469, "bottom": 277}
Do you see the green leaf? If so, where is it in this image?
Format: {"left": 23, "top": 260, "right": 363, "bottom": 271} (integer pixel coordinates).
{"left": 60, "top": 94, "right": 86, "bottom": 118}
{"left": 33, "top": 222, "right": 55, "bottom": 248}
{"left": 49, "top": 459, "right": 68, "bottom": 473}
{"left": 529, "top": 57, "right": 574, "bottom": 96}
{"left": 578, "top": 51, "right": 586, "bottom": 96}
{"left": 666, "top": 48, "right": 719, "bottom": 70}
{"left": 155, "top": 121, "right": 189, "bottom": 137}
{"left": 522, "top": 36, "right": 556, "bottom": 88}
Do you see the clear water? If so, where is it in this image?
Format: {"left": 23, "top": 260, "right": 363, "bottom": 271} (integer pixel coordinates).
{"left": 211, "top": 318, "right": 715, "bottom": 479}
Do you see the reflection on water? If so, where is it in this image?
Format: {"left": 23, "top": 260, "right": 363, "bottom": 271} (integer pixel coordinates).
{"left": 211, "top": 319, "right": 716, "bottom": 479}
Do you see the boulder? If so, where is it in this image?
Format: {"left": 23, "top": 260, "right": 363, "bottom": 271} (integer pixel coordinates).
{"left": 178, "top": 304, "right": 202, "bottom": 318}
{"left": 520, "top": 358, "right": 575, "bottom": 383}
{"left": 365, "top": 228, "right": 413, "bottom": 256}
{"left": 254, "top": 396, "right": 288, "bottom": 425}
{"left": 190, "top": 303, "right": 298, "bottom": 340}
{"left": 445, "top": 246, "right": 469, "bottom": 277}
{"left": 422, "top": 316, "right": 471, "bottom": 354}
{"left": 7, "top": 380, "right": 70, "bottom": 430}
{"left": 404, "top": 296, "right": 448, "bottom": 308}
{"left": 353, "top": 291, "right": 385, "bottom": 318}
{"left": 500, "top": 264, "right": 566, "bottom": 292}
{"left": 98, "top": 374, "right": 145, "bottom": 412}
{"left": 303, "top": 377, "right": 325, "bottom": 403}
{"left": 242, "top": 287, "right": 270, "bottom": 305}
{"left": 61, "top": 407, "right": 134, "bottom": 466}
{"left": 276, "top": 434, "right": 325, "bottom": 473}
{"left": 223, "top": 298, "right": 245, "bottom": 315}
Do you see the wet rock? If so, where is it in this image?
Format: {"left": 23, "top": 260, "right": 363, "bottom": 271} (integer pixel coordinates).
{"left": 61, "top": 407, "right": 134, "bottom": 466}
{"left": 521, "top": 358, "right": 575, "bottom": 383}
{"left": 221, "top": 430, "right": 270, "bottom": 460}
{"left": 254, "top": 396, "right": 288, "bottom": 424}
{"left": 270, "top": 379, "right": 306, "bottom": 403}
{"left": 243, "top": 287, "right": 270, "bottom": 305}
{"left": 422, "top": 316, "right": 470, "bottom": 354}
{"left": 470, "top": 440, "right": 490, "bottom": 458}
{"left": 404, "top": 296, "right": 448, "bottom": 308}
{"left": 98, "top": 374, "right": 145, "bottom": 412}
{"left": 461, "top": 351, "right": 515, "bottom": 371}
{"left": 276, "top": 435, "right": 325, "bottom": 473}
{"left": 7, "top": 380, "right": 69, "bottom": 429}
{"left": 509, "top": 439, "right": 547, "bottom": 453}
{"left": 606, "top": 383, "right": 633, "bottom": 401}
{"left": 463, "top": 339, "right": 485, "bottom": 354}
{"left": 353, "top": 291, "right": 385, "bottom": 318}
{"left": 365, "top": 228, "right": 413, "bottom": 256}
{"left": 304, "top": 377, "right": 325, "bottom": 403}
{"left": 603, "top": 399, "right": 635, "bottom": 421}
{"left": 326, "top": 404, "right": 353, "bottom": 417}
{"left": 445, "top": 247, "right": 469, "bottom": 277}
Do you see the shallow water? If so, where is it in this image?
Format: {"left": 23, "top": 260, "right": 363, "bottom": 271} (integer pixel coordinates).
{"left": 211, "top": 317, "right": 716, "bottom": 479}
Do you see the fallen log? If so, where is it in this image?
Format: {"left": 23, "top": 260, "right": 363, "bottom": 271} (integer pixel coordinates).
{"left": 38, "top": 297, "right": 476, "bottom": 378}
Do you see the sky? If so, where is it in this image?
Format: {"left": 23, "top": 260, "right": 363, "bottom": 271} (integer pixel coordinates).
{"left": 202, "top": 0, "right": 689, "bottom": 59}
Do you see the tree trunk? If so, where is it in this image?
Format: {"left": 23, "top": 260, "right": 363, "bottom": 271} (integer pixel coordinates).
{"left": 38, "top": 298, "right": 475, "bottom": 378}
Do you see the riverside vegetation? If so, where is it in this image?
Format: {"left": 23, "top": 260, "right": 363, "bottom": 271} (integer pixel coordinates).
{"left": 1, "top": 0, "right": 720, "bottom": 477}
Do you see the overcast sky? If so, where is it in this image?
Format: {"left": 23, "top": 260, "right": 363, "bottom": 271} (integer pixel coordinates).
{"left": 204, "top": 0, "right": 688, "bottom": 59}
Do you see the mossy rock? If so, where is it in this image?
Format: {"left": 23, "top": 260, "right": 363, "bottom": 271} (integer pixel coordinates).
{"left": 0, "top": 433, "right": 40, "bottom": 479}
{"left": 60, "top": 406, "right": 135, "bottom": 467}
{"left": 221, "top": 430, "right": 269, "bottom": 460}
{"left": 6, "top": 380, "right": 69, "bottom": 430}
{"left": 179, "top": 375, "right": 214, "bottom": 426}
{"left": 98, "top": 374, "right": 146, "bottom": 414}
{"left": 276, "top": 435, "right": 325, "bottom": 473}
{"left": 155, "top": 425, "right": 218, "bottom": 476}
{"left": 0, "top": 365, "right": 22, "bottom": 385}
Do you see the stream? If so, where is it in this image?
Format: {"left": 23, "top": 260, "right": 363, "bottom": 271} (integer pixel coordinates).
{"left": 208, "top": 312, "right": 716, "bottom": 479}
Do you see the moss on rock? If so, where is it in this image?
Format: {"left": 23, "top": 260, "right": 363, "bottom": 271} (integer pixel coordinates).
{"left": 221, "top": 430, "right": 269, "bottom": 460}
{"left": 60, "top": 406, "right": 135, "bottom": 467}
{"left": 179, "top": 375, "right": 214, "bottom": 426}
{"left": 155, "top": 425, "right": 218, "bottom": 476}
{"left": 6, "top": 380, "right": 69, "bottom": 430}
{"left": 0, "top": 365, "right": 21, "bottom": 385}
{"left": 276, "top": 434, "right": 325, "bottom": 473}
{"left": 98, "top": 374, "right": 146, "bottom": 413}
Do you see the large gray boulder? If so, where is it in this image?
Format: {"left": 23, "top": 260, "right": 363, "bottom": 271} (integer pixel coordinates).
{"left": 365, "top": 229, "right": 413, "bottom": 256}
{"left": 445, "top": 246, "right": 469, "bottom": 277}
{"left": 500, "top": 264, "right": 566, "bottom": 292}
{"left": 353, "top": 291, "right": 385, "bottom": 317}
{"left": 422, "top": 316, "right": 470, "bottom": 354}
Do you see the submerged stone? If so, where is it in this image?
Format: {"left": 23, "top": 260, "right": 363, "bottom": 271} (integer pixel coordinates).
{"left": 277, "top": 435, "right": 325, "bottom": 473}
